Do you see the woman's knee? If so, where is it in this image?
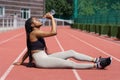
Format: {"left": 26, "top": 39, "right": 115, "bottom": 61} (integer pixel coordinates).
{"left": 66, "top": 50, "right": 75, "bottom": 52}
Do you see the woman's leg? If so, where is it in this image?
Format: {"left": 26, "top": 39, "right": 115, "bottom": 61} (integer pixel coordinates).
{"left": 35, "top": 56, "right": 95, "bottom": 69}
{"left": 48, "top": 50, "right": 95, "bottom": 62}
{"left": 33, "top": 51, "right": 111, "bottom": 69}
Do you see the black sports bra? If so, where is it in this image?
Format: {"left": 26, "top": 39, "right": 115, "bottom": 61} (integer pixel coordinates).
{"left": 31, "top": 38, "right": 46, "bottom": 50}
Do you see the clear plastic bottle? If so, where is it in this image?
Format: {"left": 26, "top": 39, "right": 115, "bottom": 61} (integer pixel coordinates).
{"left": 39, "top": 9, "right": 55, "bottom": 24}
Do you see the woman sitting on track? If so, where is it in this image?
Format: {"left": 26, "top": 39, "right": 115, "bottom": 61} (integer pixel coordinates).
{"left": 14, "top": 12, "right": 112, "bottom": 69}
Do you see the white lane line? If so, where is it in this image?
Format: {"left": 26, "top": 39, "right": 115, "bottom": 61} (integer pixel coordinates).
{"left": 65, "top": 32, "right": 120, "bottom": 62}
{"left": 0, "top": 32, "right": 24, "bottom": 45}
{"left": 0, "top": 48, "right": 27, "bottom": 80}
{"left": 55, "top": 36, "right": 82, "bottom": 80}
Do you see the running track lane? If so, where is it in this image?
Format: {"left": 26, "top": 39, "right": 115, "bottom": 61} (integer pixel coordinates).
{"left": 0, "top": 26, "right": 120, "bottom": 80}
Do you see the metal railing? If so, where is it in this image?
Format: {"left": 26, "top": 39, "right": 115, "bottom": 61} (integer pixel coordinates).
{"left": 0, "top": 15, "right": 26, "bottom": 32}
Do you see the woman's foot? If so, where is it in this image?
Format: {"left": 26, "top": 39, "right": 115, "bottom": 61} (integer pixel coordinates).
{"left": 96, "top": 57, "right": 112, "bottom": 69}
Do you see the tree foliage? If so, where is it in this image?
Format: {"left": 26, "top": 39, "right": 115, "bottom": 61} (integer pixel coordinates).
{"left": 45, "top": 0, "right": 73, "bottom": 19}
{"left": 45, "top": 0, "right": 120, "bottom": 19}
{"left": 78, "top": 0, "right": 95, "bottom": 16}
{"left": 77, "top": 0, "right": 120, "bottom": 16}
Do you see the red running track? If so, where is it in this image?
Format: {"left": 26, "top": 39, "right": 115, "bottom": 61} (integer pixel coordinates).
{"left": 0, "top": 26, "right": 120, "bottom": 80}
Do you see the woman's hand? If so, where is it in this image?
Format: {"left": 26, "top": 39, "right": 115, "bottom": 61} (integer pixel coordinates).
{"left": 13, "top": 62, "right": 22, "bottom": 66}
{"left": 43, "top": 13, "right": 53, "bottom": 19}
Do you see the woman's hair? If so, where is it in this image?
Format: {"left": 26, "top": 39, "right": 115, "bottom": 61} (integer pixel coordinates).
{"left": 25, "top": 17, "right": 33, "bottom": 66}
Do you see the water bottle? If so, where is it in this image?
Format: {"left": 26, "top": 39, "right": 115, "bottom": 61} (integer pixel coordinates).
{"left": 39, "top": 9, "right": 55, "bottom": 24}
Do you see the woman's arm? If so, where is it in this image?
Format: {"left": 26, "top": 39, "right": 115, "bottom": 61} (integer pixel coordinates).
{"left": 34, "top": 13, "right": 57, "bottom": 37}
{"left": 50, "top": 15, "right": 57, "bottom": 35}
{"left": 14, "top": 51, "right": 28, "bottom": 65}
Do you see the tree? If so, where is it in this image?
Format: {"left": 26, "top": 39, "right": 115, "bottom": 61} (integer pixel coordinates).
{"left": 111, "top": 1, "right": 120, "bottom": 24}
{"left": 45, "top": 0, "right": 73, "bottom": 19}
{"left": 78, "top": 0, "right": 95, "bottom": 16}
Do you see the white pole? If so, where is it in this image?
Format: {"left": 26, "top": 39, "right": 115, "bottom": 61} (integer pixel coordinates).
{"left": 6, "top": 18, "right": 8, "bottom": 27}
{"left": 13, "top": 14, "right": 17, "bottom": 28}
{"left": 2, "top": 17, "right": 4, "bottom": 27}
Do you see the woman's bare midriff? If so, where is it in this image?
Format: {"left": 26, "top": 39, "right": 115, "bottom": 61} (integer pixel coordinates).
{"left": 31, "top": 50, "right": 44, "bottom": 54}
